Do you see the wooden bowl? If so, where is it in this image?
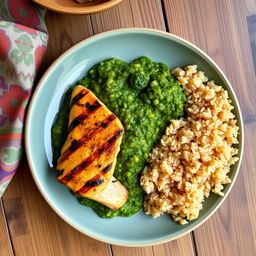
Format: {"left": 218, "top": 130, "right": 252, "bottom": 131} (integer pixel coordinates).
{"left": 32, "top": 0, "right": 123, "bottom": 14}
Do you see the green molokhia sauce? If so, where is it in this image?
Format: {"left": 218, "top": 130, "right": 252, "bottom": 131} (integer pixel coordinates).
{"left": 52, "top": 57, "right": 186, "bottom": 218}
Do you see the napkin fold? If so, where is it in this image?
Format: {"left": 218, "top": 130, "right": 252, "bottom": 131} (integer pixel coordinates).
{"left": 0, "top": 0, "right": 48, "bottom": 196}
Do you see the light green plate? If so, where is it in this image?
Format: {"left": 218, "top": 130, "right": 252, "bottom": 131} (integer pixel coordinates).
{"left": 25, "top": 28, "right": 244, "bottom": 246}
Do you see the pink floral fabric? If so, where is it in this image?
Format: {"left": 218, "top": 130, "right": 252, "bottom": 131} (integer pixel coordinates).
{"left": 0, "top": 0, "right": 48, "bottom": 196}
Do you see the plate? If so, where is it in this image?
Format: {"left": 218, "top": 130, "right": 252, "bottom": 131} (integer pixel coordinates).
{"left": 32, "top": 0, "right": 123, "bottom": 15}
{"left": 25, "top": 28, "right": 244, "bottom": 246}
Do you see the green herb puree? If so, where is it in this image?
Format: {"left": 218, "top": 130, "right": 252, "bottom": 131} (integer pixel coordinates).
{"left": 51, "top": 56, "right": 186, "bottom": 218}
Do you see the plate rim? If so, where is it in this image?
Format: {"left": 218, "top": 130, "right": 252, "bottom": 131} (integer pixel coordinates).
{"left": 25, "top": 28, "right": 244, "bottom": 247}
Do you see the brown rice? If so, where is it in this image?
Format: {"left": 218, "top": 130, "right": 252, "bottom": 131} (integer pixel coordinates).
{"left": 140, "top": 65, "right": 239, "bottom": 224}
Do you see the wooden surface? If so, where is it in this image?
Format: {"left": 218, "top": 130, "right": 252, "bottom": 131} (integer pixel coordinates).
{"left": 1, "top": 0, "right": 256, "bottom": 255}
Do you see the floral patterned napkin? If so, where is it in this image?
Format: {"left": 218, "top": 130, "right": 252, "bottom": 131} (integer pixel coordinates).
{"left": 0, "top": 0, "right": 48, "bottom": 196}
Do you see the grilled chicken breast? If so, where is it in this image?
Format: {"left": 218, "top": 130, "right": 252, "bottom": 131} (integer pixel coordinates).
{"left": 57, "top": 85, "right": 128, "bottom": 210}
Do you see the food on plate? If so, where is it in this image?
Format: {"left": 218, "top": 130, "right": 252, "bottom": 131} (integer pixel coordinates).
{"left": 141, "top": 65, "right": 239, "bottom": 224}
{"left": 56, "top": 85, "right": 128, "bottom": 210}
{"left": 52, "top": 58, "right": 239, "bottom": 222}
{"left": 87, "top": 176, "right": 128, "bottom": 210}
{"left": 52, "top": 57, "right": 186, "bottom": 217}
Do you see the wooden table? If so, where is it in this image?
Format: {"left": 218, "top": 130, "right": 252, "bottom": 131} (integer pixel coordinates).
{"left": 1, "top": 0, "right": 256, "bottom": 255}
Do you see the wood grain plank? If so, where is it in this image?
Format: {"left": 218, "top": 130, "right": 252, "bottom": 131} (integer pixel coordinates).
{"left": 247, "top": 15, "right": 256, "bottom": 72}
{"left": 2, "top": 160, "right": 110, "bottom": 256}
{"left": 153, "top": 234, "right": 194, "bottom": 256}
{"left": 111, "top": 234, "right": 195, "bottom": 256}
{"left": 90, "top": 0, "right": 165, "bottom": 33}
{"left": 39, "top": 11, "right": 93, "bottom": 77}
{"left": 112, "top": 246, "right": 154, "bottom": 256}
{"left": 0, "top": 200, "right": 13, "bottom": 256}
{"left": 245, "top": 0, "right": 256, "bottom": 15}
{"left": 164, "top": 0, "right": 256, "bottom": 255}
{"left": 91, "top": 1, "right": 195, "bottom": 255}
{"left": 112, "top": 234, "right": 194, "bottom": 256}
